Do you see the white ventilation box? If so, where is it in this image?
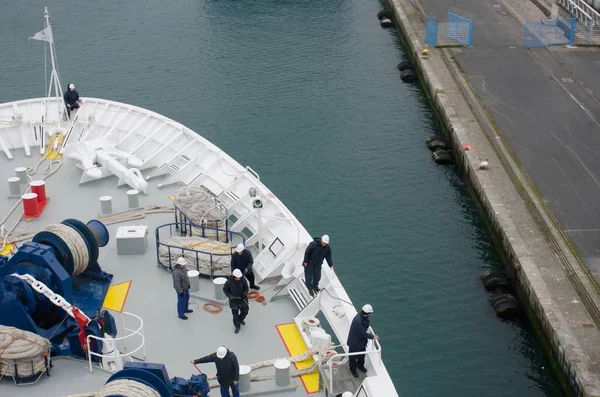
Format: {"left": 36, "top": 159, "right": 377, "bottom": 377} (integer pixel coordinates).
{"left": 116, "top": 225, "right": 148, "bottom": 255}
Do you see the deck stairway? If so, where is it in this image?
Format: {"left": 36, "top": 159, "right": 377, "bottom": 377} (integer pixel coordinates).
{"left": 319, "top": 362, "right": 364, "bottom": 397}
{"left": 558, "top": 0, "right": 600, "bottom": 24}
{"left": 270, "top": 277, "right": 316, "bottom": 311}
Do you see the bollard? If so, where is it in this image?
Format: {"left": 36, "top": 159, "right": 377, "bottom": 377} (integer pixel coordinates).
{"left": 8, "top": 177, "right": 21, "bottom": 196}
{"left": 22, "top": 193, "right": 40, "bottom": 218}
{"left": 100, "top": 196, "right": 113, "bottom": 216}
{"left": 14, "top": 167, "right": 27, "bottom": 184}
{"left": 274, "top": 359, "right": 291, "bottom": 387}
{"left": 213, "top": 277, "right": 227, "bottom": 300}
{"left": 188, "top": 270, "right": 200, "bottom": 293}
{"left": 239, "top": 365, "right": 251, "bottom": 393}
{"left": 30, "top": 180, "right": 47, "bottom": 204}
{"left": 127, "top": 189, "right": 140, "bottom": 208}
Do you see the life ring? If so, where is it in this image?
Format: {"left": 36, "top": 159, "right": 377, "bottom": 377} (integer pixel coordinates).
{"left": 248, "top": 291, "right": 261, "bottom": 300}
{"left": 256, "top": 296, "right": 265, "bottom": 303}
{"left": 203, "top": 303, "right": 223, "bottom": 314}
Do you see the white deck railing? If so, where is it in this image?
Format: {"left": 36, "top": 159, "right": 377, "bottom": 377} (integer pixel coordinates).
{"left": 86, "top": 311, "right": 146, "bottom": 373}
{"left": 560, "top": 0, "right": 600, "bottom": 25}
{"left": 325, "top": 337, "right": 382, "bottom": 394}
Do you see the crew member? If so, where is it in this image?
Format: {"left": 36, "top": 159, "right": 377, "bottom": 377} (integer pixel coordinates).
{"left": 302, "top": 234, "right": 333, "bottom": 295}
{"left": 347, "top": 304, "right": 378, "bottom": 378}
{"left": 223, "top": 268, "right": 249, "bottom": 334}
{"left": 172, "top": 257, "right": 193, "bottom": 320}
{"left": 231, "top": 243, "right": 260, "bottom": 290}
{"left": 63, "top": 83, "right": 82, "bottom": 119}
{"left": 191, "top": 346, "right": 239, "bottom": 397}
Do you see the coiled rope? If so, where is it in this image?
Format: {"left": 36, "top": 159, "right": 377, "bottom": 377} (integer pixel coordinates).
{"left": 4, "top": 205, "right": 174, "bottom": 249}
{"left": 63, "top": 379, "right": 160, "bottom": 397}
{"left": 202, "top": 344, "right": 337, "bottom": 387}
{"left": 0, "top": 326, "right": 51, "bottom": 381}
{"left": 45, "top": 224, "right": 89, "bottom": 276}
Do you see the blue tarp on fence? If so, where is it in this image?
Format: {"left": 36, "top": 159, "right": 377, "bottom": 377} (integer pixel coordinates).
{"left": 448, "top": 11, "right": 473, "bottom": 46}
{"left": 524, "top": 18, "right": 575, "bottom": 47}
{"left": 425, "top": 18, "right": 438, "bottom": 46}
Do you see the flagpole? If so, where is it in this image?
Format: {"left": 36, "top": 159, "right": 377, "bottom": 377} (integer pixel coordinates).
{"left": 44, "top": 8, "right": 60, "bottom": 98}
{"left": 42, "top": 7, "right": 66, "bottom": 123}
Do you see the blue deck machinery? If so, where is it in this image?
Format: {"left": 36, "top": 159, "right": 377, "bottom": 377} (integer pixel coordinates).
{"left": 0, "top": 218, "right": 115, "bottom": 380}
{"left": 0, "top": 218, "right": 211, "bottom": 396}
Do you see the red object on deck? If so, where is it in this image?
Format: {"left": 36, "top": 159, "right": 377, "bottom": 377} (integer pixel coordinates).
{"left": 72, "top": 307, "right": 91, "bottom": 350}
{"left": 30, "top": 180, "right": 48, "bottom": 204}
{"left": 22, "top": 193, "right": 40, "bottom": 218}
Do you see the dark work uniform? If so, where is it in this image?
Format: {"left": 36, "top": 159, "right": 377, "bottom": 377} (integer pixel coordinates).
{"left": 172, "top": 266, "right": 190, "bottom": 318}
{"left": 302, "top": 237, "right": 333, "bottom": 291}
{"left": 193, "top": 350, "right": 240, "bottom": 397}
{"left": 346, "top": 312, "right": 374, "bottom": 376}
{"left": 231, "top": 249, "right": 258, "bottom": 289}
{"left": 63, "top": 88, "right": 80, "bottom": 118}
{"left": 223, "top": 276, "right": 249, "bottom": 331}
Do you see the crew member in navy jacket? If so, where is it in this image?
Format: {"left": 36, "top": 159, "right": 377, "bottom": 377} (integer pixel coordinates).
{"left": 191, "top": 346, "right": 240, "bottom": 397}
{"left": 63, "top": 83, "right": 81, "bottom": 119}
{"left": 231, "top": 243, "right": 260, "bottom": 290}
{"left": 223, "top": 269, "right": 249, "bottom": 334}
{"left": 302, "top": 234, "right": 333, "bottom": 295}
{"left": 347, "top": 304, "right": 379, "bottom": 378}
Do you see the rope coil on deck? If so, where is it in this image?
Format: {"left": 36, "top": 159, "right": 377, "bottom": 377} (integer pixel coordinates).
{"left": 203, "top": 302, "right": 223, "bottom": 314}
{"left": 4, "top": 205, "right": 173, "bottom": 249}
{"left": 63, "top": 379, "right": 160, "bottom": 397}
{"left": 0, "top": 326, "right": 51, "bottom": 379}
{"left": 45, "top": 224, "right": 89, "bottom": 276}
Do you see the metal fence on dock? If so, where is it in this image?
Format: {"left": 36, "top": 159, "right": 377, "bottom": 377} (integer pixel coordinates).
{"left": 524, "top": 18, "right": 575, "bottom": 47}
{"left": 425, "top": 9, "right": 473, "bottom": 47}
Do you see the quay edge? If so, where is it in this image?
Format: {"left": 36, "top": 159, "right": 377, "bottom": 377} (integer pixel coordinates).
{"left": 384, "top": 0, "right": 600, "bottom": 395}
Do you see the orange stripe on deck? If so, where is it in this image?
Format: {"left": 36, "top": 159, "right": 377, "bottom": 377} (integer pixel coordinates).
{"left": 276, "top": 323, "right": 319, "bottom": 394}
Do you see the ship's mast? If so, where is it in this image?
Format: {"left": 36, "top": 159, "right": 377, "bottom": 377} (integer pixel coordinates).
{"left": 43, "top": 7, "right": 63, "bottom": 104}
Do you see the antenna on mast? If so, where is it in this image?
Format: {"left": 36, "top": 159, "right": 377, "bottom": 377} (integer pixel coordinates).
{"left": 43, "top": 8, "right": 63, "bottom": 102}
{"left": 31, "top": 7, "right": 66, "bottom": 121}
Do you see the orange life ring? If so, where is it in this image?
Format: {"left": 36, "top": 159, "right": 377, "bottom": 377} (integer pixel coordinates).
{"left": 256, "top": 296, "right": 265, "bottom": 303}
{"left": 203, "top": 302, "right": 223, "bottom": 314}
{"left": 247, "top": 291, "right": 260, "bottom": 300}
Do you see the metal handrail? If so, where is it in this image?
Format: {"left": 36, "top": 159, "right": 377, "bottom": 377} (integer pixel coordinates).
{"left": 326, "top": 338, "right": 382, "bottom": 393}
{"left": 568, "top": 0, "right": 600, "bottom": 22}
{"left": 155, "top": 222, "right": 245, "bottom": 277}
{"left": 86, "top": 311, "right": 146, "bottom": 373}
{"left": 245, "top": 166, "right": 260, "bottom": 181}
{"left": 173, "top": 205, "right": 229, "bottom": 242}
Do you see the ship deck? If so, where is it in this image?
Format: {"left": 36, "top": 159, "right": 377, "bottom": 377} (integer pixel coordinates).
{"left": 0, "top": 98, "right": 391, "bottom": 396}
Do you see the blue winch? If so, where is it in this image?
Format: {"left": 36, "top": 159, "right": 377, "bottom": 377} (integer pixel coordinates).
{"left": 105, "top": 362, "right": 210, "bottom": 397}
{"left": 0, "top": 218, "right": 114, "bottom": 371}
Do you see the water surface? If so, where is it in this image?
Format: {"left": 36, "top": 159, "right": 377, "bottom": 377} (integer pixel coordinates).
{"left": 0, "top": 1, "right": 563, "bottom": 395}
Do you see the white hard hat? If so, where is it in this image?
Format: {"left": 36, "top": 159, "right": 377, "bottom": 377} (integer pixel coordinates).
{"left": 362, "top": 304, "right": 373, "bottom": 314}
{"left": 342, "top": 392, "right": 354, "bottom": 397}
{"left": 236, "top": 243, "right": 245, "bottom": 253}
{"left": 232, "top": 269, "right": 243, "bottom": 278}
{"left": 68, "top": 83, "right": 75, "bottom": 89}
{"left": 322, "top": 234, "right": 330, "bottom": 244}
{"left": 216, "top": 346, "right": 227, "bottom": 358}
{"left": 176, "top": 257, "right": 187, "bottom": 266}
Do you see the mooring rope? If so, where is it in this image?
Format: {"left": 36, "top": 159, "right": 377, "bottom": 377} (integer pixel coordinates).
{"left": 0, "top": 326, "right": 51, "bottom": 381}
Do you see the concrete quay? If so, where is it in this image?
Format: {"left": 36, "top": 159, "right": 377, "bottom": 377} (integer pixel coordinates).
{"left": 385, "top": 0, "right": 600, "bottom": 395}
